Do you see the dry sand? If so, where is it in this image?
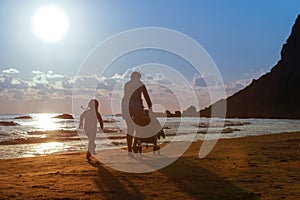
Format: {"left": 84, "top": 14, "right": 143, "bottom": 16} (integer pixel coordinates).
{"left": 0, "top": 132, "right": 299, "bottom": 200}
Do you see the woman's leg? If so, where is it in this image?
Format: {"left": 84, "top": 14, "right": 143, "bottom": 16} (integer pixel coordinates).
{"left": 125, "top": 118, "right": 134, "bottom": 152}
{"left": 126, "top": 134, "right": 133, "bottom": 152}
{"left": 132, "top": 136, "right": 140, "bottom": 153}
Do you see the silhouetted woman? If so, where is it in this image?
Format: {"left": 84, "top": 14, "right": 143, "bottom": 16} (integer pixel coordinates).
{"left": 79, "top": 99, "right": 103, "bottom": 159}
{"left": 122, "top": 72, "right": 152, "bottom": 154}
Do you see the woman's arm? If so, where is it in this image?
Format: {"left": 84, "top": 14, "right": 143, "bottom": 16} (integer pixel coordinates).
{"left": 97, "top": 112, "right": 104, "bottom": 130}
{"left": 142, "top": 85, "right": 152, "bottom": 109}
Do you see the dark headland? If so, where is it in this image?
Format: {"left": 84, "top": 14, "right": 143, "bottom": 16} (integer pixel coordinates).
{"left": 200, "top": 15, "right": 300, "bottom": 119}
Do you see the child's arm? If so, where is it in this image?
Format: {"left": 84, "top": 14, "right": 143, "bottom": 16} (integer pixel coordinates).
{"left": 79, "top": 112, "right": 85, "bottom": 129}
{"left": 97, "top": 112, "right": 104, "bottom": 130}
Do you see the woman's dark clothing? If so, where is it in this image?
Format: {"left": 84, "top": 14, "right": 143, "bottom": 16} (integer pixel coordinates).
{"left": 122, "top": 80, "right": 152, "bottom": 122}
{"left": 122, "top": 79, "right": 152, "bottom": 152}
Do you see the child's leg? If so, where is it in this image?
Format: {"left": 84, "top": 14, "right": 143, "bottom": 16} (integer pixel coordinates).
{"left": 88, "top": 132, "right": 96, "bottom": 154}
{"left": 86, "top": 151, "right": 91, "bottom": 159}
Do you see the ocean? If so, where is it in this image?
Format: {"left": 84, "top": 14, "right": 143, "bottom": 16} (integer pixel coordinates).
{"left": 0, "top": 113, "right": 299, "bottom": 159}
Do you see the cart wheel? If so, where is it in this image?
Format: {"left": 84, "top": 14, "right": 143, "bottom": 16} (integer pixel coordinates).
{"left": 133, "top": 145, "right": 138, "bottom": 153}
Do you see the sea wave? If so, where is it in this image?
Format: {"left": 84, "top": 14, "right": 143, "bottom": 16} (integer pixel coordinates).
{"left": 0, "top": 137, "right": 80, "bottom": 145}
{"left": 0, "top": 114, "right": 299, "bottom": 150}
{"left": 0, "top": 127, "right": 124, "bottom": 144}
{"left": 0, "top": 135, "right": 129, "bottom": 145}
{"left": 197, "top": 120, "right": 251, "bottom": 128}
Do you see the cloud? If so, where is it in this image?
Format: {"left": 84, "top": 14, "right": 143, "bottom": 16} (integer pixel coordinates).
{"left": 10, "top": 79, "right": 21, "bottom": 85}
{"left": 225, "top": 78, "right": 252, "bottom": 96}
{"left": 46, "top": 70, "right": 64, "bottom": 79}
{"left": 32, "top": 70, "right": 42, "bottom": 74}
{"left": 31, "top": 70, "right": 64, "bottom": 85}
{"left": 192, "top": 74, "right": 220, "bottom": 87}
{"left": 148, "top": 73, "right": 172, "bottom": 85}
{"left": 1, "top": 67, "right": 267, "bottom": 114}
{"left": 225, "top": 68, "right": 267, "bottom": 96}
{"left": 0, "top": 70, "right": 74, "bottom": 101}
{"left": 192, "top": 74, "right": 206, "bottom": 87}
{"left": 191, "top": 68, "right": 267, "bottom": 101}
{"left": 2, "top": 68, "right": 20, "bottom": 74}
{"left": 0, "top": 68, "right": 208, "bottom": 113}
{"left": 243, "top": 68, "right": 266, "bottom": 78}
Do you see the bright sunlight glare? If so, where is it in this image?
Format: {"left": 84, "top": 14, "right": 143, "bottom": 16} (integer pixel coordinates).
{"left": 34, "top": 142, "right": 64, "bottom": 155}
{"left": 34, "top": 113, "right": 60, "bottom": 131}
{"left": 32, "top": 5, "right": 69, "bottom": 43}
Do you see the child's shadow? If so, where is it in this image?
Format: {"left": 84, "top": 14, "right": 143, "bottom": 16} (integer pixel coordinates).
{"left": 87, "top": 159, "right": 145, "bottom": 200}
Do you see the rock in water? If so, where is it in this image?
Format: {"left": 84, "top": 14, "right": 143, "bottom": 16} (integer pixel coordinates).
{"left": 53, "top": 114, "right": 74, "bottom": 119}
{"left": 0, "top": 121, "right": 20, "bottom": 126}
{"left": 200, "top": 15, "right": 300, "bottom": 119}
{"left": 14, "top": 116, "right": 32, "bottom": 119}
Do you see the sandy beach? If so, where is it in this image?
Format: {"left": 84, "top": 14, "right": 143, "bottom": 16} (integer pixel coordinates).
{"left": 0, "top": 132, "right": 299, "bottom": 200}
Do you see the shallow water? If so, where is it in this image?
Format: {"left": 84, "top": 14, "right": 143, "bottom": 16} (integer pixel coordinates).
{"left": 0, "top": 113, "right": 299, "bottom": 159}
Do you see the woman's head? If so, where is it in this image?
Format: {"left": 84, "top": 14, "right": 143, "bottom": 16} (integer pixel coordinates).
{"left": 130, "top": 71, "right": 141, "bottom": 81}
{"left": 88, "top": 99, "right": 99, "bottom": 111}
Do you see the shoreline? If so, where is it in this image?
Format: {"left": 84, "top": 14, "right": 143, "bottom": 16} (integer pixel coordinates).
{"left": 0, "top": 131, "right": 299, "bottom": 199}
{"left": 1, "top": 116, "right": 300, "bottom": 160}
{"left": 0, "top": 130, "right": 298, "bottom": 160}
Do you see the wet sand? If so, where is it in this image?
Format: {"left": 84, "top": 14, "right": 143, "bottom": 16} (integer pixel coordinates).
{"left": 0, "top": 132, "right": 299, "bottom": 200}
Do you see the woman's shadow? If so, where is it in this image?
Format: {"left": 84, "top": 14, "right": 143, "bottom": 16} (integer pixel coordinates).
{"left": 87, "top": 156, "right": 258, "bottom": 200}
{"left": 159, "top": 157, "right": 259, "bottom": 200}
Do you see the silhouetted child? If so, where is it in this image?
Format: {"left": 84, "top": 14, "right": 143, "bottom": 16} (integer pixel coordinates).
{"left": 79, "top": 99, "right": 103, "bottom": 159}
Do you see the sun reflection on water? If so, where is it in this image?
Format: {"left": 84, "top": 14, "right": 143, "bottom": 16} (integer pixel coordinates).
{"left": 32, "top": 113, "right": 61, "bottom": 131}
{"left": 34, "top": 142, "right": 65, "bottom": 155}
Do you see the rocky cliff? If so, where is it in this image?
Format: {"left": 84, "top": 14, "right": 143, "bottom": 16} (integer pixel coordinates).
{"left": 200, "top": 15, "right": 300, "bottom": 119}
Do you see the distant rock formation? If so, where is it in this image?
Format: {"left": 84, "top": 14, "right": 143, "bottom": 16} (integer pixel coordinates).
{"left": 103, "top": 118, "right": 120, "bottom": 123}
{"left": 200, "top": 15, "right": 300, "bottom": 119}
{"left": 221, "top": 127, "right": 241, "bottom": 134}
{"left": 182, "top": 106, "right": 200, "bottom": 117}
{"left": 165, "top": 110, "right": 181, "bottom": 117}
{"left": 53, "top": 114, "right": 74, "bottom": 119}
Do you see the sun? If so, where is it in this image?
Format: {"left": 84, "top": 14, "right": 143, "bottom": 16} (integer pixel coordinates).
{"left": 32, "top": 5, "right": 69, "bottom": 43}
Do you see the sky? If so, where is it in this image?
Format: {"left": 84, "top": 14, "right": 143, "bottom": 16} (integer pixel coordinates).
{"left": 0, "top": 0, "right": 299, "bottom": 114}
